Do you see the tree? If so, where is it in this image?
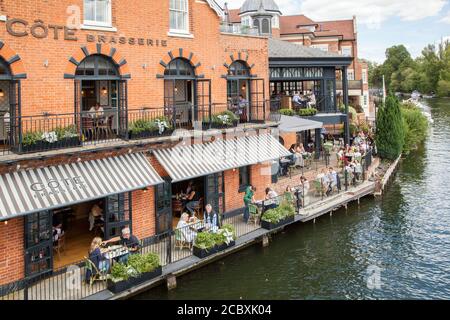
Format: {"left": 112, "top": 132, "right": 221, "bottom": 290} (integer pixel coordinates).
{"left": 375, "top": 96, "right": 405, "bottom": 160}
{"left": 383, "top": 45, "right": 414, "bottom": 91}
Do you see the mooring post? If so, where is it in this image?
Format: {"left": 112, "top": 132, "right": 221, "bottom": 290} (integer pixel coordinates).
{"left": 262, "top": 235, "right": 270, "bottom": 247}
{"left": 167, "top": 274, "right": 177, "bottom": 290}
{"left": 344, "top": 203, "right": 348, "bottom": 211}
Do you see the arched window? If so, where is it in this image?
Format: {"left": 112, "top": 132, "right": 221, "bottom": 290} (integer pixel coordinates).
{"left": 253, "top": 19, "right": 260, "bottom": 33}
{"left": 261, "top": 18, "right": 270, "bottom": 34}
{"left": 75, "top": 54, "right": 119, "bottom": 78}
{"left": 228, "top": 61, "right": 250, "bottom": 77}
{"left": 164, "top": 58, "right": 195, "bottom": 77}
{"left": 0, "top": 58, "right": 12, "bottom": 80}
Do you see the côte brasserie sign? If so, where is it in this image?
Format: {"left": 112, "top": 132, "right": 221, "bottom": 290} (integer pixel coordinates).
{"left": 4, "top": 18, "right": 168, "bottom": 47}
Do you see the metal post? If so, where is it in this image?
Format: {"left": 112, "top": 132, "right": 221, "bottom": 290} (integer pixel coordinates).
{"left": 342, "top": 66, "right": 350, "bottom": 145}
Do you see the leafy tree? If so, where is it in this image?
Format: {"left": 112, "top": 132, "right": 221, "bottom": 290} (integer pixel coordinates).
{"left": 375, "top": 96, "right": 405, "bottom": 160}
{"left": 401, "top": 106, "right": 428, "bottom": 154}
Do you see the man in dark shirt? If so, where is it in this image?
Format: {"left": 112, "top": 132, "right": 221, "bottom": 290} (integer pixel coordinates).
{"left": 102, "top": 227, "right": 141, "bottom": 263}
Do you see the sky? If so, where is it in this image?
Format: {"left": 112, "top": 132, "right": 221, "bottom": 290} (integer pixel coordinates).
{"left": 218, "top": 0, "right": 450, "bottom": 64}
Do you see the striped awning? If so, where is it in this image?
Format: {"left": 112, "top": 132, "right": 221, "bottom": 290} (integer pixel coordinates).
{"left": 0, "top": 153, "right": 163, "bottom": 220}
{"left": 153, "top": 133, "right": 291, "bottom": 182}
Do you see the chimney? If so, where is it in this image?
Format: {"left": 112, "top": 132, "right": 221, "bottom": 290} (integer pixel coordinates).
{"left": 353, "top": 15, "right": 357, "bottom": 34}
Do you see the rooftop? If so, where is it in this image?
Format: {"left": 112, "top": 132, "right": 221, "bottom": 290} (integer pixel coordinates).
{"left": 268, "top": 38, "right": 344, "bottom": 59}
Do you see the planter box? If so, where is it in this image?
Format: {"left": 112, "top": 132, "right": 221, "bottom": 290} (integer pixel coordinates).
{"left": 129, "top": 129, "right": 174, "bottom": 140}
{"left": 193, "top": 241, "right": 236, "bottom": 259}
{"left": 261, "top": 215, "right": 295, "bottom": 230}
{"left": 107, "top": 266, "right": 162, "bottom": 294}
{"left": 21, "top": 137, "right": 81, "bottom": 154}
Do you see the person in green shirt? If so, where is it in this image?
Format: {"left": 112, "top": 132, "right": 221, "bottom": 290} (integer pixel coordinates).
{"left": 243, "top": 185, "right": 256, "bottom": 223}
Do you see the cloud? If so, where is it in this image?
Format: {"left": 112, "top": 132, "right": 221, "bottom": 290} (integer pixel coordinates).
{"left": 440, "top": 10, "right": 450, "bottom": 24}
{"left": 220, "top": 0, "right": 447, "bottom": 29}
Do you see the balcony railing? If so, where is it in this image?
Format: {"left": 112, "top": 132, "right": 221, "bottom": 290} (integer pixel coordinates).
{"left": 269, "top": 95, "right": 340, "bottom": 115}
{"left": 220, "top": 22, "right": 260, "bottom": 36}
{"left": 0, "top": 102, "right": 274, "bottom": 157}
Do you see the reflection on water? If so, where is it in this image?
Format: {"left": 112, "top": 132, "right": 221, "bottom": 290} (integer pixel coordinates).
{"left": 135, "top": 98, "right": 450, "bottom": 300}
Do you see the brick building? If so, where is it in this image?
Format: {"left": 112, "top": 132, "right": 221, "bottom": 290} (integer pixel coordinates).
{"left": 0, "top": 0, "right": 289, "bottom": 287}
{"left": 226, "top": 0, "right": 372, "bottom": 117}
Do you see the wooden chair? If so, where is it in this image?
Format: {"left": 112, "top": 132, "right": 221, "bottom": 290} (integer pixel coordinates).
{"left": 174, "top": 228, "right": 192, "bottom": 251}
{"left": 96, "top": 116, "right": 113, "bottom": 140}
{"left": 247, "top": 204, "right": 261, "bottom": 227}
{"left": 84, "top": 257, "right": 108, "bottom": 287}
{"left": 53, "top": 234, "right": 66, "bottom": 260}
{"left": 82, "top": 117, "right": 94, "bottom": 141}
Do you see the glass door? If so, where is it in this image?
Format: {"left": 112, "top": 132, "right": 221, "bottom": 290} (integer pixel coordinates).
{"left": 155, "top": 180, "right": 172, "bottom": 234}
{"left": 25, "top": 211, "right": 53, "bottom": 278}
{"left": 204, "top": 172, "right": 225, "bottom": 216}
{"left": 104, "top": 193, "right": 132, "bottom": 240}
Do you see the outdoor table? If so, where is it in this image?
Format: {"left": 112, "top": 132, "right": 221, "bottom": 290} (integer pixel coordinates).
{"left": 103, "top": 245, "right": 129, "bottom": 260}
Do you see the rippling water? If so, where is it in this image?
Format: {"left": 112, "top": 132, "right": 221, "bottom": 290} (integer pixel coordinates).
{"left": 136, "top": 98, "right": 450, "bottom": 300}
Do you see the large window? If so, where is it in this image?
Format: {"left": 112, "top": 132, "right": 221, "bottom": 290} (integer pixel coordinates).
{"left": 347, "top": 69, "right": 355, "bottom": 81}
{"left": 239, "top": 166, "right": 251, "bottom": 192}
{"left": 84, "top": 0, "right": 112, "bottom": 27}
{"left": 362, "top": 69, "right": 368, "bottom": 84}
{"left": 169, "top": 0, "right": 189, "bottom": 33}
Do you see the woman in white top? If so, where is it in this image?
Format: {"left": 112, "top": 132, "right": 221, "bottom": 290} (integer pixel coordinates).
{"left": 176, "top": 213, "right": 197, "bottom": 243}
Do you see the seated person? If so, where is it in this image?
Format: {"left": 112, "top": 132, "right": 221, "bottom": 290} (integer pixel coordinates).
{"left": 102, "top": 227, "right": 141, "bottom": 263}
{"left": 52, "top": 223, "right": 64, "bottom": 246}
{"left": 176, "top": 212, "right": 198, "bottom": 243}
{"left": 203, "top": 204, "right": 220, "bottom": 233}
{"left": 86, "top": 237, "right": 110, "bottom": 283}
{"left": 185, "top": 186, "right": 200, "bottom": 216}
{"left": 88, "top": 203, "right": 104, "bottom": 232}
{"left": 89, "top": 103, "right": 104, "bottom": 118}
{"left": 264, "top": 187, "right": 279, "bottom": 210}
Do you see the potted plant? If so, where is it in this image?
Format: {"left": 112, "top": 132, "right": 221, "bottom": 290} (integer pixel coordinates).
{"left": 193, "top": 225, "right": 236, "bottom": 259}
{"left": 129, "top": 117, "right": 173, "bottom": 139}
{"left": 107, "top": 252, "right": 162, "bottom": 294}
{"left": 261, "top": 201, "right": 296, "bottom": 230}
{"left": 205, "top": 110, "right": 239, "bottom": 129}
{"left": 21, "top": 125, "right": 81, "bottom": 153}
{"left": 298, "top": 108, "right": 318, "bottom": 117}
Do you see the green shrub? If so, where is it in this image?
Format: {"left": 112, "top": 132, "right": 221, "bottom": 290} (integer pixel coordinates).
{"left": 221, "top": 224, "right": 236, "bottom": 240}
{"left": 278, "top": 108, "right": 296, "bottom": 116}
{"left": 22, "top": 131, "right": 43, "bottom": 146}
{"left": 129, "top": 117, "right": 172, "bottom": 135}
{"left": 261, "top": 200, "right": 295, "bottom": 224}
{"left": 401, "top": 106, "right": 428, "bottom": 154}
{"left": 210, "top": 110, "right": 239, "bottom": 126}
{"left": 54, "top": 125, "right": 79, "bottom": 139}
{"left": 194, "top": 232, "right": 217, "bottom": 250}
{"left": 109, "top": 252, "right": 160, "bottom": 283}
{"left": 298, "top": 108, "right": 318, "bottom": 116}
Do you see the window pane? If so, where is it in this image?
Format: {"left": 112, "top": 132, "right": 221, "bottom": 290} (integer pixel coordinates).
{"left": 84, "top": 0, "right": 95, "bottom": 21}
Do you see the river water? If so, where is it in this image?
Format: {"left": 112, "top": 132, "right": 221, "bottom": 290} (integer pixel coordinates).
{"left": 136, "top": 98, "right": 450, "bottom": 300}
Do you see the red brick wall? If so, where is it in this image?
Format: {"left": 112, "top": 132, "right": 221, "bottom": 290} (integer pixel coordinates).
{"left": 131, "top": 188, "right": 155, "bottom": 240}
{"left": 0, "top": 0, "right": 269, "bottom": 117}
{"left": 0, "top": 218, "right": 24, "bottom": 285}
{"left": 280, "top": 132, "right": 296, "bottom": 149}
{"left": 250, "top": 162, "right": 272, "bottom": 200}
{"left": 224, "top": 168, "right": 242, "bottom": 211}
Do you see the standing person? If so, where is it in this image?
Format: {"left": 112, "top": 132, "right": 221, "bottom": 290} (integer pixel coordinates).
{"left": 243, "top": 185, "right": 256, "bottom": 223}
{"left": 185, "top": 185, "right": 200, "bottom": 216}
{"left": 204, "top": 204, "right": 220, "bottom": 233}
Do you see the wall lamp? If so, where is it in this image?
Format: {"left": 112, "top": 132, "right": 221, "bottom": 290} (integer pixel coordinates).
{"left": 0, "top": 89, "right": 4, "bottom": 97}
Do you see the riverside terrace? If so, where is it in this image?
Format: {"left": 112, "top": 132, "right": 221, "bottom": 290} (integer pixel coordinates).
{"left": 0, "top": 146, "right": 375, "bottom": 300}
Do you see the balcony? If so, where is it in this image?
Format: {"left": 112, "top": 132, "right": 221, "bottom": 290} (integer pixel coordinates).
{"left": 220, "top": 22, "right": 260, "bottom": 36}
{"left": 336, "top": 80, "right": 363, "bottom": 96}
{"left": 0, "top": 102, "right": 273, "bottom": 159}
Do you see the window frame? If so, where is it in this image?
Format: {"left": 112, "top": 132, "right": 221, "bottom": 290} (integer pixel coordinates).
{"left": 83, "top": 0, "right": 113, "bottom": 28}
{"left": 341, "top": 46, "right": 352, "bottom": 57}
{"left": 238, "top": 166, "right": 251, "bottom": 192}
{"left": 347, "top": 69, "right": 355, "bottom": 81}
{"left": 169, "top": 0, "right": 190, "bottom": 34}
{"left": 362, "top": 69, "right": 368, "bottom": 84}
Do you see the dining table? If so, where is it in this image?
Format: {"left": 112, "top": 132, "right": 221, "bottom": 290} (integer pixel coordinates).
{"left": 102, "top": 245, "right": 129, "bottom": 261}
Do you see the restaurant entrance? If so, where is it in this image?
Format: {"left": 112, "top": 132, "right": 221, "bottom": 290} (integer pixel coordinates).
{"left": 74, "top": 54, "right": 128, "bottom": 141}
{"left": 24, "top": 193, "right": 132, "bottom": 276}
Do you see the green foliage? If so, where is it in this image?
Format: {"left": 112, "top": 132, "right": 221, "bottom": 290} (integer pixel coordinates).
{"left": 369, "top": 41, "right": 450, "bottom": 96}
{"left": 194, "top": 232, "right": 217, "bottom": 250}
{"left": 298, "top": 108, "right": 317, "bottom": 116}
{"left": 401, "top": 104, "right": 428, "bottom": 154}
{"left": 278, "top": 108, "right": 295, "bottom": 116}
{"left": 210, "top": 110, "right": 239, "bottom": 126}
{"left": 375, "top": 95, "right": 405, "bottom": 160}
{"left": 261, "top": 200, "right": 295, "bottom": 224}
{"left": 54, "top": 125, "right": 79, "bottom": 139}
{"left": 22, "top": 131, "right": 43, "bottom": 146}
{"left": 109, "top": 252, "right": 160, "bottom": 283}
{"left": 129, "top": 116, "right": 172, "bottom": 134}
{"left": 339, "top": 104, "right": 358, "bottom": 123}
{"left": 221, "top": 224, "right": 236, "bottom": 240}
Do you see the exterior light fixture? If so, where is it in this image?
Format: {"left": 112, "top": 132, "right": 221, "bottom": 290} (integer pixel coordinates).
{"left": 102, "top": 87, "right": 107, "bottom": 94}
{"left": 4, "top": 220, "right": 7, "bottom": 225}
{"left": 81, "top": 90, "right": 85, "bottom": 96}
{"left": 143, "top": 187, "right": 149, "bottom": 193}
{"left": 0, "top": 89, "right": 4, "bottom": 97}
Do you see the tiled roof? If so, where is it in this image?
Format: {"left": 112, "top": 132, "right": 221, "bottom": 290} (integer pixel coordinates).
{"left": 227, "top": 9, "right": 241, "bottom": 23}
{"left": 269, "top": 38, "right": 343, "bottom": 58}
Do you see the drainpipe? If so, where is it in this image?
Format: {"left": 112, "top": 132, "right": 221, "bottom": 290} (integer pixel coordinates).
{"left": 343, "top": 66, "right": 350, "bottom": 145}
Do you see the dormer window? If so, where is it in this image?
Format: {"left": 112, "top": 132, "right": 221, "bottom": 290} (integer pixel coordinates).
{"left": 84, "top": 0, "right": 112, "bottom": 27}
{"left": 169, "top": 0, "right": 189, "bottom": 33}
